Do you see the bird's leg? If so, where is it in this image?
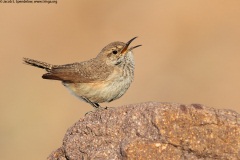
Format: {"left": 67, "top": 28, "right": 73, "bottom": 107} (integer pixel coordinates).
{"left": 88, "top": 101, "right": 100, "bottom": 109}
{"left": 92, "top": 102, "right": 100, "bottom": 109}
{"left": 82, "top": 97, "right": 110, "bottom": 115}
{"left": 81, "top": 97, "right": 99, "bottom": 109}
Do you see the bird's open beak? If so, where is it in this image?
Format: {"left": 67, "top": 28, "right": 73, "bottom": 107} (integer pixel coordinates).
{"left": 121, "top": 37, "right": 142, "bottom": 54}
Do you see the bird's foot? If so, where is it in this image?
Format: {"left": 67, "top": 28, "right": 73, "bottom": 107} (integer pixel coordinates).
{"left": 85, "top": 106, "right": 114, "bottom": 116}
{"left": 104, "top": 106, "right": 114, "bottom": 109}
{"left": 85, "top": 111, "right": 93, "bottom": 116}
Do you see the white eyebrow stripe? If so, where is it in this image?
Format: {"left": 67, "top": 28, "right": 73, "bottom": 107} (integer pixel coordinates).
{"left": 117, "top": 45, "right": 123, "bottom": 49}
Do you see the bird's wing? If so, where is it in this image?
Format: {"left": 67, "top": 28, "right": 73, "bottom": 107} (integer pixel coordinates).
{"left": 42, "top": 59, "right": 114, "bottom": 83}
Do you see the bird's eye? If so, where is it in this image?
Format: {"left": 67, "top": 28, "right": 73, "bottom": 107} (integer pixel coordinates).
{"left": 112, "top": 50, "right": 118, "bottom": 54}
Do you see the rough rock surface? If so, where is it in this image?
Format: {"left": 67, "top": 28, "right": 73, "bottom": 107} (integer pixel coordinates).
{"left": 48, "top": 102, "right": 240, "bottom": 160}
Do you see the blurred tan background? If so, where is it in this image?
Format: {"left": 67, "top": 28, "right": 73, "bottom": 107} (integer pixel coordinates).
{"left": 1, "top": 0, "right": 240, "bottom": 159}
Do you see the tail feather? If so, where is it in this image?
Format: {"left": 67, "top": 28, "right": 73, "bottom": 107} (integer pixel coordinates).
{"left": 23, "top": 57, "right": 53, "bottom": 71}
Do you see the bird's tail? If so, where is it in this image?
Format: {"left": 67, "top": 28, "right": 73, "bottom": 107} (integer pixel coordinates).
{"left": 23, "top": 57, "right": 53, "bottom": 71}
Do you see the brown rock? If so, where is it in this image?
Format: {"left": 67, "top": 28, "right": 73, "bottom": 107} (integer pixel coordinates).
{"left": 48, "top": 102, "right": 240, "bottom": 160}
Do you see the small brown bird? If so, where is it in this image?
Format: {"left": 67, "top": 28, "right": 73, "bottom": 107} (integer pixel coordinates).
{"left": 23, "top": 37, "right": 141, "bottom": 109}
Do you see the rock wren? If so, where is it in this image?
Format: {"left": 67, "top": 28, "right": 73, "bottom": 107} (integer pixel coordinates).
{"left": 23, "top": 37, "right": 141, "bottom": 109}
